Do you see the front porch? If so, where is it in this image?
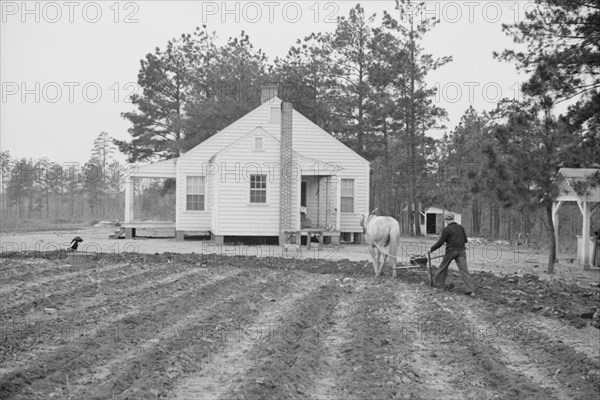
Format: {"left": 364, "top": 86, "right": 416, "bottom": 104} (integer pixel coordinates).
{"left": 300, "top": 174, "right": 339, "bottom": 229}
{"left": 111, "top": 220, "right": 178, "bottom": 239}
{"left": 283, "top": 228, "right": 341, "bottom": 250}
{"left": 283, "top": 174, "right": 343, "bottom": 249}
{"left": 114, "top": 159, "right": 178, "bottom": 240}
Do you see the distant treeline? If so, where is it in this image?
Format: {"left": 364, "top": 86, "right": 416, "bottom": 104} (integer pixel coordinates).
{"left": 0, "top": 134, "right": 175, "bottom": 231}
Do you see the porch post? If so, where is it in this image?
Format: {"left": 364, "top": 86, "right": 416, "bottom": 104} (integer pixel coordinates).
{"left": 336, "top": 175, "right": 341, "bottom": 231}
{"left": 582, "top": 199, "right": 591, "bottom": 270}
{"left": 124, "top": 179, "right": 134, "bottom": 223}
{"left": 552, "top": 201, "right": 562, "bottom": 256}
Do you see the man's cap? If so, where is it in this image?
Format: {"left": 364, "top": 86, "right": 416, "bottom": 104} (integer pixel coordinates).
{"left": 444, "top": 213, "right": 455, "bottom": 221}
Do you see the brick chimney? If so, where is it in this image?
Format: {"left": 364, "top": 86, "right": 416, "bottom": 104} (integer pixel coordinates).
{"left": 261, "top": 82, "right": 279, "bottom": 103}
{"left": 279, "top": 101, "right": 293, "bottom": 244}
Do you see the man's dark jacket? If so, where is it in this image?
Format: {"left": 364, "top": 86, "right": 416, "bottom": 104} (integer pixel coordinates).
{"left": 430, "top": 222, "right": 467, "bottom": 252}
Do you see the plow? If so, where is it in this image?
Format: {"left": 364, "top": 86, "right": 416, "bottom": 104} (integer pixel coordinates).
{"left": 393, "top": 252, "right": 445, "bottom": 287}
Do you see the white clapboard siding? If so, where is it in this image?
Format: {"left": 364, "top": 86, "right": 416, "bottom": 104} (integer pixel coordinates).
{"left": 210, "top": 128, "right": 300, "bottom": 235}
{"left": 176, "top": 160, "right": 212, "bottom": 232}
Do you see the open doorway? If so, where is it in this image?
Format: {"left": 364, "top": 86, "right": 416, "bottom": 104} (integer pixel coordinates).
{"left": 301, "top": 181, "right": 307, "bottom": 207}
{"left": 426, "top": 213, "right": 436, "bottom": 234}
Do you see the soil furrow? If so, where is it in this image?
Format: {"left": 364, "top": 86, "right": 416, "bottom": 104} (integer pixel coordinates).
{"left": 221, "top": 278, "right": 342, "bottom": 400}
{"left": 88, "top": 269, "right": 307, "bottom": 400}
{"left": 171, "top": 270, "right": 327, "bottom": 400}
{"left": 456, "top": 299, "right": 573, "bottom": 399}
{"left": 0, "top": 267, "right": 251, "bottom": 399}
{"left": 0, "top": 259, "right": 128, "bottom": 294}
{"left": 428, "top": 293, "right": 561, "bottom": 400}
{"left": 0, "top": 251, "right": 597, "bottom": 400}
{"left": 0, "top": 266, "right": 238, "bottom": 373}
{"left": 387, "top": 283, "right": 470, "bottom": 400}
{"left": 332, "top": 279, "right": 405, "bottom": 400}
{"left": 1, "top": 259, "right": 201, "bottom": 315}
{"left": 501, "top": 310, "right": 600, "bottom": 364}
{"left": 309, "top": 278, "right": 357, "bottom": 400}
{"left": 457, "top": 298, "right": 600, "bottom": 399}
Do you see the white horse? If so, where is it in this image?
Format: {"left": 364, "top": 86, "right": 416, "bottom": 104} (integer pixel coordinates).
{"left": 360, "top": 210, "right": 400, "bottom": 278}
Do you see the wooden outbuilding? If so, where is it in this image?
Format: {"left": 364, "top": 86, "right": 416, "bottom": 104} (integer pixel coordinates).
{"left": 552, "top": 168, "right": 600, "bottom": 269}
{"left": 420, "top": 207, "right": 462, "bottom": 235}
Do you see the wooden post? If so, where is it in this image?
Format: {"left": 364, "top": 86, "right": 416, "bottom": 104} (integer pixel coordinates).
{"left": 552, "top": 201, "right": 563, "bottom": 256}
{"left": 582, "top": 200, "right": 591, "bottom": 270}
{"left": 336, "top": 176, "right": 341, "bottom": 232}
{"left": 213, "top": 235, "right": 224, "bottom": 245}
{"left": 124, "top": 180, "right": 134, "bottom": 223}
{"left": 354, "top": 232, "right": 362, "bottom": 244}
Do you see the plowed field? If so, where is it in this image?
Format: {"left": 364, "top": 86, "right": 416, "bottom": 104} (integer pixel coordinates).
{"left": 1, "top": 251, "right": 599, "bottom": 399}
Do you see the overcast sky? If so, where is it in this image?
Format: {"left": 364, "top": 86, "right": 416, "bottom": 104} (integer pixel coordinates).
{"left": 1, "top": 0, "right": 529, "bottom": 166}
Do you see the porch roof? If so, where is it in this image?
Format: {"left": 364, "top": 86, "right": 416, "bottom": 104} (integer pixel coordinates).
{"left": 556, "top": 168, "right": 600, "bottom": 202}
{"left": 132, "top": 158, "right": 177, "bottom": 179}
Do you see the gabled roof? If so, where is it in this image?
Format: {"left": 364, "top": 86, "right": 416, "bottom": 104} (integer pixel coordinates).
{"left": 179, "top": 96, "right": 368, "bottom": 165}
{"left": 556, "top": 168, "right": 600, "bottom": 202}
{"left": 133, "top": 158, "right": 177, "bottom": 178}
{"left": 209, "top": 126, "right": 270, "bottom": 162}
{"left": 209, "top": 126, "right": 342, "bottom": 173}
{"left": 558, "top": 168, "right": 600, "bottom": 179}
{"left": 136, "top": 96, "right": 368, "bottom": 174}
{"left": 401, "top": 206, "right": 461, "bottom": 216}
{"left": 423, "top": 207, "right": 461, "bottom": 216}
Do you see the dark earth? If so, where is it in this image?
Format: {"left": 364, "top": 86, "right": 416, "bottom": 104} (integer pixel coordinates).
{"left": 1, "top": 251, "right": 599, "bottom": 399}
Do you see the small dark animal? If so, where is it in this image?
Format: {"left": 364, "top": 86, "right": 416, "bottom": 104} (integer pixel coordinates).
{"left": 69, "top": 236, "right": 84, "bottom": 251}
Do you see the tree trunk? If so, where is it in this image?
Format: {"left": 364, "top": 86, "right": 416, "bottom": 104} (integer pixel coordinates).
{"left": 489, "top": 203, "right": 493, "bottom": 239}
{"left": 70, "top": 188, "right": 75, "bottom": 217}
{"left": 545, "top": 203, "right": 556, "bottom": 274}
{"left": 408, "top": 20, "right": 421, "bottom": 237}
{"left": 383, "top": 121, "right": 393, "bottom": 216}
{"left": 493, "top": 204, "right": 500, "bottom": 239}
{"left": 27, "top": 192, "right": 33, "bottom": 218}
{"left": 405, "top": 202, "right": 410, "bottom": 235}
{"left": 472, "top": 196, "right": 480, "bottom": 236}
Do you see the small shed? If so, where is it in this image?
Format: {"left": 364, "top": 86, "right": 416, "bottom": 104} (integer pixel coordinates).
{"left": 420, "top": 207, "right": 462, "bottom": 235}
{"left": 552, "top": 168, "right": 600, "bottom": 269}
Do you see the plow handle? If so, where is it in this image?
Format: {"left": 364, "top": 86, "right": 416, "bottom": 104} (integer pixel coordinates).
{"left": 427, "top": 253, "right": 434, "bottom": 287}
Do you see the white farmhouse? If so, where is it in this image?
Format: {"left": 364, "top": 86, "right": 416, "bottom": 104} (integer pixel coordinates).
{"left": 121, "top": 85, "right": 370, "bottom": 245}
